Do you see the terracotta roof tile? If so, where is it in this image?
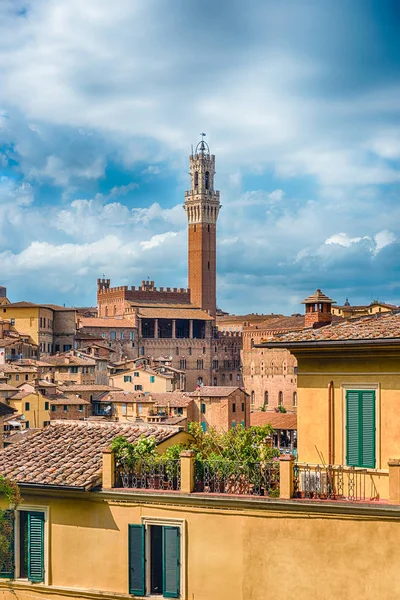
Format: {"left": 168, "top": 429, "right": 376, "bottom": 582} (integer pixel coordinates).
{"left": 262, "top": 311, "right": 400, "bottom": 346}
{"left": 301, "top": 289, "right": 335, "bottom": 304}
{"left": 250, "top": 411, "right": 297, "bottom": 430}
{"left": 0, "top": 421, "right": 182, "bottom": 490}
{"left": 79, "top": 318, "right": 136, "bottom": 328}
{"left": 188, "top": 386, "right": 247, "bottom": 398}
{"left": 57, "top": 384, "right": 122, "bottom": 392}
{"left": 138, "top": 307, "right": 213, "bottom": 320}
{"left": 151, "top": 392, "right": 192, "bottom": 407}
{"left": 104, "top": 391, "right": 154, "bottom": 404}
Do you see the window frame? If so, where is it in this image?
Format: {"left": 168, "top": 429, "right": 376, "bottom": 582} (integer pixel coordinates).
{"left": 14, "top": 505, "right": 49, "bottom": 585}
{"left": 341, "top": 383, "right": 380, "bottom": 469}
{"left": 140, "top": 517, "right": 186, "bottom": 600}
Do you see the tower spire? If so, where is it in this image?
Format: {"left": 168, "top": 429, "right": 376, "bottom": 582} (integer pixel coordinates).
{"left": 184, "top": 135, "right": 221, "bottom": 319}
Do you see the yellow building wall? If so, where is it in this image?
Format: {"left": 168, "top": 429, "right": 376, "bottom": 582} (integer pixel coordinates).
{"left": 296, "top": 350, "right": 400, "bottom": 500}
{"left": 1, "top": 306, "right": 40, "bottom": 344}
{"left": 6, "top": 370, "right": 36, "bottom": 386}
{"left": 111, "top": 369, "right": 174, "bottom": 393}
{"left": 3, "top": 490, "right": 400, "bottom": 600}
{"left": 9, "top": 392, "right": 50, "bottom": 428}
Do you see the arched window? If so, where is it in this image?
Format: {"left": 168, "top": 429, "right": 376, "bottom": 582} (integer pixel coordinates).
{"left": 293, "top": 392, "right": 297, "bottom": 407}
{"left": 194, "top": 171, "right": 199, "bottom": 188}
{"left": 197, "top": 376, "right": 203, "bottom": 386}
{"left": 205, "top": 171, "right": 210, "bottom": 189}
{"left": 105, "top": 306, "right": 108, "bottom": 317}
{"left": 278, "top": 391, "right": 283, "bottom": 406}
{"left": 264, "top": 391, "right": 269, "bottom": 406}
{"left": 251, "top": 391, "right": 255, "bottom": 405}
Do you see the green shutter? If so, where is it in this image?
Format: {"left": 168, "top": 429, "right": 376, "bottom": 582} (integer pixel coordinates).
{"left": 346, "top": 391, "right": 360, "bottom": 467}
{"left": 162, "top": 526, "right": 180, "bottom": 598}
{"left": 128, "top": 525, "right": 145, "bottom": 596}
{"left": 0, "top": 510, "right": 14, "bottom": 579}
{"left": 346, "top": 390, "right": 376, "bottom": 468}
{"left": 361, "top": 390, "right": 376, "bottom": 469}
{"left": 28, "top": 512, "right": 44, "bottom": 582}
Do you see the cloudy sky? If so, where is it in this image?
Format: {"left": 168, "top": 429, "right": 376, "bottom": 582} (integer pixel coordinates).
{"left": 0, "top": 0, "right": 400, "bottom": 314}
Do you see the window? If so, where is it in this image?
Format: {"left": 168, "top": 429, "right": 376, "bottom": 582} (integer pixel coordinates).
{"left": 212, "top": 359, "right": 219, "bottom": 370}
{"left": 196, "top": 359, "right": 203, "bottom": 370}
{"left": 15, "top": 375, "right": 19, "bottom": 382}
{"left": 134, "top": 372, "right": 140, "bottom": 377}
{"left": 176, "top": 347, "right": 179, "bottom": 356}
{"left": 251, "top": 391, "right": 255, "bottom": 405}
{"left": 138, "top": 403, "right": 143, "bottom": 414}
{"left": 293, "top": 392, "right": 297, "bottom": 407}
{"left": 101, "top": 333, "right": 106, "bottom": 339}
{"left": 232, "top": 421, "right": 236, "bottom": 429}
{"left": 241, "top": 403, "right": 245, "bottom": 412}
{"left": 213, "top": 377, "right": 217, "bottom": 386}
{"left": 150, "top": 375, "right": 155, "bottom": 383}
{"left": 346, "top": 390, "right": 376, "bottom": 469}
{"left": 140, "top": 347, "right": 145, "bottom": 356}
{"left": 79, "top": 405, "right": 83, "bottom": 412}
{"left": 110, "top": 331, "right": 116, "bottom": 341}
{"left": 188, "top": 347, "right": 192, "bottom": 356}
{"left": 122, "top": 403, "right": 127, "bottom": 416}
{"left": 229, "top": 373, "right": 233, "bottom": 381}
{"left": 176, "top": 407, "right": 183, "bottom": 416}
{"left": 10, "top": 318, "right": 15, "bottom": 326}
{"left": 264, "top": 391, "right": 269, "bottom": 406}
{"left": 25, "top": 402, "right": 30, "bottom": 411}
{"left": 232, "top": 403, "right": 236, "bottom": 413}
{"left": 25, "top": 421, "right": 30, "bottom": 429}
{"left": 43, "top": 421, "right": 50, "bottom": 427}
{"left": 63, "top": 405, "right": 68, "bottom": 412}
{"left": 128, "top": 521, "right": 182, "bottom": 598}
{"left": 130, "top": 331, "right": 135, "bottom": 341}
{"left": 51, "top": 405, "right": 56, "bottom": 412}
{"left": 44, "top": 402, "right": 49, "bottom": 411}
{"left": 221, "top": 374, "right": 225, "bottom": 383}
{"left": 69, "top": 367, "right": 78, "bottom": 374}
{"left": 278, "top": 391, "right": 283, "bottom": 406}
{"left": 201, "top": 422, "right": 207, "bottom": 432}
{"left": 134, "top": 385, "right": 143, "bottom": 391}
{"left": 120, "top": 332, "right": 124, "bottom": 340}
{"left": 202, "top": 347, "right": 206, "bottom": 354}
{"left": 25, "top": 374, "right": 29, "bottom": 381}
{"left": 201, "top": 403, "right": 206, "bottom": 414}
{"left": 17, "top": 510, "right": 45, "bottom": 582}
{"left": 63, "top": 345, "right": 72, "bottom": 352}
{"left": 205, "top": 170, "right": 210, "bottom": 189}
{"left": 179, "top": 359, "right": 187, "bottom": 370}
{"left": 124, "top": 375, "right": 132, "bottom": 383}
{"left": 54, "top": 344, "right": 60, "bottom": 352}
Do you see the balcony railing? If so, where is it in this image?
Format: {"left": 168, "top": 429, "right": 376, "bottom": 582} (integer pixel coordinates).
{"left": 115, "top": 458, "right": 181, "bottom": 491}
{"left": 194, "top": 459, "right": 280, "bottom": 497}
{"left": 293, "top": 463, "right": 385, "bottom": 502}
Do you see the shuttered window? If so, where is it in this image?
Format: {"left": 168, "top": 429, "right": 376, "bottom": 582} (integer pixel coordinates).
{"left": 0, "top": 510, "right": 14, "bottom": 579}
{"left": 128, "top": 525, "right": 145, "bottom": 596}
{"left": 346, "top": 390, "right": 376, "bottom": 469}
{"left": 27, "top": 512, "right": 45, "bottom": 582}
{"left": 129, "top": 524, "right": 181, "bottom": 598}
{"left": 163, "top": 527, "right": 180, "bottom": 598}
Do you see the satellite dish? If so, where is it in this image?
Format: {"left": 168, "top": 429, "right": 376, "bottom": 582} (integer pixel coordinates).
{"left": 103, "top": 405, "right": 112, "bottom": 415}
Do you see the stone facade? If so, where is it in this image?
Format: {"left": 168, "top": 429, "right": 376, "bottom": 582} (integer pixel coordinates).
{"left": 189, "top": 387, "right": 250, "bottom": 432}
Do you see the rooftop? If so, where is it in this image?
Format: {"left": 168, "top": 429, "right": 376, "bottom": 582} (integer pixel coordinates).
{"left": 137, "top": 307, "right": 213, "bottom": 321}
{"left": 104, "top": 391, "right": 154, "bottom": 404}
{"left": 58, "top": 383, "right": 122, "bottom": 392}
{"left": 261, "top": 311, "right": 400, "bottom": 347}
{"left": 151, "top": 392, "right": 192, "bottom": 407}
{"left": 0, "top": 420, "right": 183, "bottom": 490}
{"left": 250, "top": 411, "right": 297, "bottom": 430}
{"left": 301, "top": 289, "right": 335, "bottom": 305}
{"left": 189, "top": 386, "right": 247, "bottom": 398}
{"left": 78, "top": 317, "right": 136, "bottom": 328}
{"left": 43, "top": 354, "right": 96, "bottom": 366}
{"left": 4, "top": 302, "right": 75, "bottom": 312}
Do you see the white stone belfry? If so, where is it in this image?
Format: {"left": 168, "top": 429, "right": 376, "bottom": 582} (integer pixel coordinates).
{"left": 184, "top": 139, "right": 221, "bottom": 225}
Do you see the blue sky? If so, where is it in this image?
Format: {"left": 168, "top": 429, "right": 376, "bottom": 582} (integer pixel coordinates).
{"left": 0, "top": 0, "right": 400, "bottom": 314}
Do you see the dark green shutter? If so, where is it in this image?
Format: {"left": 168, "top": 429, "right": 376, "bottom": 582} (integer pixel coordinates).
{"left": 346, "top": 391, "right": 360, "bottom": 467}
{"left": 128, "top": 525, "right": 145, "bottom": 596}
{"left": 0, "top": 510, "right": 14, "bottom": 579}
{"left": 28, "top": 512, "right": 44, "bottom": 582}
{"left": 361, "top": 390, "right": 376, "bottom": 469}
{"left": 346, "top": 390, "right": 376, "bottom": 468}
{"left": 162, "top": 526, "right": 180, "bottom": 598}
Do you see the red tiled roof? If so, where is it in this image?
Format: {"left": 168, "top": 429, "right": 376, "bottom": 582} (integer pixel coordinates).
{"left": 138, "top": 307, "right": 213, "bottom": 320}
{"left": 57, "top": 384, "right": 121, "bottom": 392}
{"left": 188, "top": 386, "right": 247, "bottom": 398}
{"left": 0, "top": 421, "right": 183, "bottom": 490}
{"left": 301, "top": 289, "right": 335, "bottom": 304}
{"left": 79, "top": 318, "right": 136, "bottom": 328}
{"left": 250, "top": 411, "right": 297, "bottom": 430}
{"left": 49, "top": 396, "right": 91, "bottom": 405}
{"left": 262, "top": 311, "right": 400, "bottom": 346}
{"left": 151, "top": 392, "right": 192, "bottom": 407}
{"left": 104, "top": 391, "right": 154, "bottom": 404}
{"left": 43, "top": 355, "right": 96, "bottom": 366}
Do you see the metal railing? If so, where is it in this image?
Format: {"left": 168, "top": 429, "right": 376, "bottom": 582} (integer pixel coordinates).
{"left": 115, "top": 458, "right": 181, "bottom": 491}
{"left": 293, "top": 463, "right": 382, "bottom": 502}
{"left": 194, "top": 459, "right": 280, "bottom": 497}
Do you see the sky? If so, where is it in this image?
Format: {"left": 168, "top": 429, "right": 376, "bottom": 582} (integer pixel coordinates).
{"left": 0, "top": 0, "right": 400, "bottom": 315}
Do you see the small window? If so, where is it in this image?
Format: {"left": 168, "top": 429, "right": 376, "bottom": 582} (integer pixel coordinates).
{"left": 196, "top": 359, "right": 204, "bottom": 370}
{"left": 176, "top": 347, "right": 179, "bottom": 356}
{"left": 232, "top": 421, "right": 236, "bottom": 429}
{"left": 241, "top": 403, "right": 245, "bottom": 412}
{"left": 201, "top": 403, "right": 206, "bottom": 414}
{"left": 194, "top": 171, "right": 199, "bottom": 187}
{"left": 140, "top": 347, "right": 145, "bottom": 356}
{"left": 232, "top": 403, "right": 236, "bottom": 413}
{"left": 120, "top": 332, "right": 124, "bottom": 340}
{"left": 79, "top": 404, "right": 83, "bottom": 412}
{"left": 69, "top": 367, "right": 78, "bottom": 374}
{"left": 63, "top": 405, "right": 68, "bottom": 412}
{"left": 205, "top": 170, "right": 210, "bottom": 189}
{"left": 293, "top": 392, "right": 297, "bottom": 407}
{"left": 10, "top": 318, "right": 15, "bottom": 326}
{"left": 134, "top": 385, "right": 143, "bottom": 391}
{"left": 25, "top": 421, "right": 29, "bottom": 429}
{"left": 110, "top": 331, "right": 116, "bottom": 341}
{"left": 25, "top": 374, "right": 29, "bottom": 381}
{"left": 201, "top": 421, "right": 207, "bottom": 432}
{"left": 202, "top": 347, "right": 206, "bottom": 354}
{"left": 188, "top": 347, "right": 192, "bottom": 356}
{"left": 44, "top": 402, "right": 49, "bottom": 411}
{"left": 130, "top": 331, "right": 135, "bottom": 341}
{"left": 124, "top": 375, "right": 132, "bottom": 383}
{"left": 122, "top": 403, "right": 127, "bottom": 416}
{"left": 179, "top": 359, "right": 187, "bottom": 370}
{"left": 51, "top": 405, "right": 56, "bottom": 412}
{"left": 213, "top": 377, "right": 217, "bottom": 385}
{"left": 251, "top": 391, "right": 255, "bottom": 405}
{"left": 17, "top": 510, "right": 45, "bottom": 581}
{"left": 278, "top": 391, "right": 283, "bottom": 406}
{"left": 150, "top": 375, "right": 155, "bottom": 383}
{"left": 264, "top": 391, "right": 269, "bottom": 406}
{"left": 134, "top": 372, "right": 140, "bottom": 377}
{"left": 16, "top": 375, "right": 19, "bottom": 382}
{"left": 25, "top": 402, "right": 30, "bottom": 411}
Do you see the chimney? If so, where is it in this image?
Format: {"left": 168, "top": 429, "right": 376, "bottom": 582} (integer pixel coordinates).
{"left": 302, "top": 289, "right": 335, "bottom": 329}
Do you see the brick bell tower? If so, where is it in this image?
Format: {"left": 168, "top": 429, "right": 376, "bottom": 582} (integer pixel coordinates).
{"left": 184, "top": 135, "right": 221, "bottom": 319}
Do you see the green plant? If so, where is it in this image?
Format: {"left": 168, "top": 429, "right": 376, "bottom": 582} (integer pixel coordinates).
{"left": 277, "top": 405, "right": 287, "bottom": 413}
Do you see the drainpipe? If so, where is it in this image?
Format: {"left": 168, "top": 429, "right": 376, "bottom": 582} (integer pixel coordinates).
{"left": 328, "top": 381, "right": 334, "bottom": 465}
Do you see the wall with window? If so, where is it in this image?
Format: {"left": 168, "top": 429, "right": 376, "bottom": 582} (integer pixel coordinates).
{"left": 191, "top": 389, "right": 250, "bottom": 432}
{"left": 2, "top": 489, "right": 399, "bottom": 600}
{"left": 294, "top": 346, "right": 400, "bottom": 500}
{"left": 111, "top": 368, "right": 178, "bottom": 394}
{"left": 8, "top": 391, "right": 50, "bottom": 429}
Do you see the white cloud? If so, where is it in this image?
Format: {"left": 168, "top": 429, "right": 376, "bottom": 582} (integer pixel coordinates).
{"left": 374, "top": 230, "right": 397, "bottom": 254}
{"left": 325, "top": 233, "right": 368, "bottom": 248}
{"left": 268, "top": 189, "right": 284, "bottom": 202}
{"left": 140, "top": 231, "right": 177, "bottom": 250}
